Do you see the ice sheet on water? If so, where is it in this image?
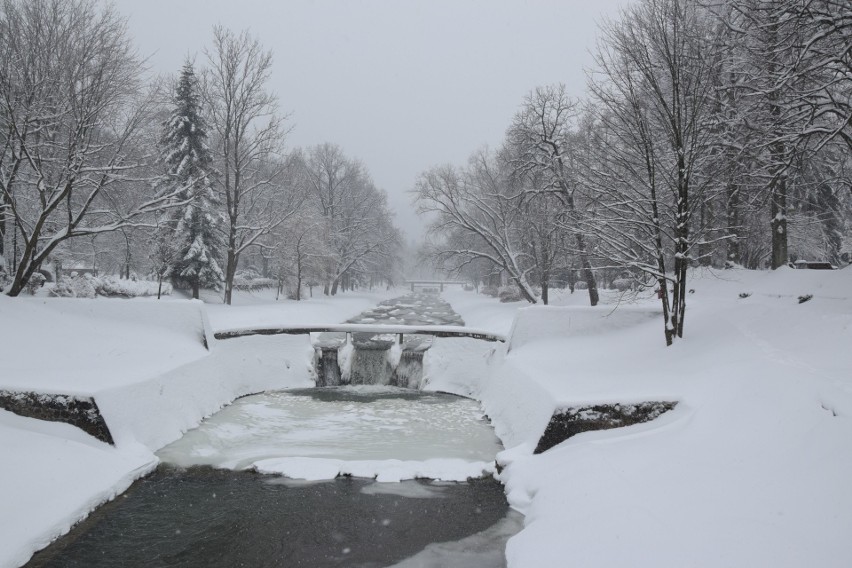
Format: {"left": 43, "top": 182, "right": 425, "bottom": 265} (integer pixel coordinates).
{"left": 157, "top": 387, "right": 502, "bottom": 478}
{"left": 359, "top": 481, "right": 448, "bottom": 499}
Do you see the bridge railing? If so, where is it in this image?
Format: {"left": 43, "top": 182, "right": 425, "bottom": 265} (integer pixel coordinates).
{"left": 214, "top": 323, "right": 506, "bottom": 343}
{"left": 403, "top": 280, "right": 467, "bottom": 292}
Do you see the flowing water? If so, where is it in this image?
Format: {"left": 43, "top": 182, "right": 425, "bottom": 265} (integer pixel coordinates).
{"left": 27, "top": 468, "right": 520, "bottom": 568}
{"left": 316, "top": 292, "right": 466, "bottom": 387}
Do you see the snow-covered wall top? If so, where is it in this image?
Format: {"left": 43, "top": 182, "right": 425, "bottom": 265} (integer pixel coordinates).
{"left": 0, "top": 297, "right": 212, "bottom": 395}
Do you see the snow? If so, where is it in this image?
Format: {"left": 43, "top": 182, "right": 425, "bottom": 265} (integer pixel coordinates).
{"left": 0, "top": 288, "right": 400, "bottom": 567}
{"left": 0, "top": 410, "right": 155, "bottom": 568}
{"left": 448, "top": 268, "right": 852, "bottom": 567}
{"left": 254, "top": 457, "right": 496, "bottom": 483}
{"left": 0, "top": 297, "right": 211, "bottom": 394}
{"left": 3, "top": 269, "right": 852, "bottom": 567}
{"left": 202, "top": 287, "right": 400, "bottom": 331}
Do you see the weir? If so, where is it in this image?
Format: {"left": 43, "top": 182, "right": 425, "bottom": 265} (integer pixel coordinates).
{"left": 217, "top": 323, "right": 505, "bottom": 390}
{"left": 312, "top": 330, "right": 470, "bottom": 389}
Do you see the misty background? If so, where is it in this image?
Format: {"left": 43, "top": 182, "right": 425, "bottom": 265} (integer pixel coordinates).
{"left": 113, "top": 0, "right": 628, "bottom": 241}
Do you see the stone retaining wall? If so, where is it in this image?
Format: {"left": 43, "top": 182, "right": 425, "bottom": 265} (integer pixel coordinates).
{"left": 0, "top": 390, "right": 114, "bottom": 444}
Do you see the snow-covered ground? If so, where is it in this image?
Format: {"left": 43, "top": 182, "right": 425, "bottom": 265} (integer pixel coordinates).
{"left": 447, "top": 268, "right": 852, "bottom": 567}
{"left": 2, "top": 270, "right": 851, "bottom": 567}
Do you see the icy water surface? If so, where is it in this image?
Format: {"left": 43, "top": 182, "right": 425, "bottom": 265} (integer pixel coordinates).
{"left": 27, "top": 297, "right": 522, "bottom": 567}
{"left": 28, "top": 388, "right": 519, "bottom": 568}
{"left": 156, "top": 387, "right": 502, "bottom": 475}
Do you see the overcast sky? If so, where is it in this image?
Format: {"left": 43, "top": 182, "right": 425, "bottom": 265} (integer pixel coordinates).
{"left": 112, "top": 0, "right": 629, "bottom": 241}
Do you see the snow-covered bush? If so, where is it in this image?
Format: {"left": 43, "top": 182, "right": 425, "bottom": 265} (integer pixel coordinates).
{"left": 233, "top": 276, "right": 277, "bottom": 291}
{"left": 24, "top": 272, "right": 46, "bottom": 295}
{"left": 95, "top": 276, "right": 170, "bottom": 298}
{"left": 613, "top": 278, "right": 632, "bottom": 292}
{"left": 235, "top": 267, "right": 263, "bottom": 281}
{"left": 481, "top": 285, "right": 499, "bottom": 297}
{"left": 51, "top": 274, "right": 97, "bottom": 298}
{"left": 50, "top": 274, "right": 169, "bottom": 298}
{"left": 498, "top": 285, "right": 523, "bottom": 303}
{"left": 574, "top": 280, "right": 588, "bottom": 290}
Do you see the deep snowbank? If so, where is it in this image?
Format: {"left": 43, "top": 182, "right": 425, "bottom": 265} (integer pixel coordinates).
{"left": 446, "top": 268, "right": 852, "bottom": 568}
{"left": 0, "top": 297, "right": 212, "bottom": 394}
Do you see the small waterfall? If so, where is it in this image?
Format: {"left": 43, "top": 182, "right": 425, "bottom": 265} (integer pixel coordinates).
{"left": 315, "top": 347, "right": 342, "bottom": 387}
{"left": 348, "top": 346, "right": 395, "bottom": 385}
{"left": 392, "top": 351, "right": 425, "bottom": 389}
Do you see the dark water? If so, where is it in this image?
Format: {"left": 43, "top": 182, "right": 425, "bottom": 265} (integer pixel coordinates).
{"left": 27, "top": 467, "right": 510, "bottom": 568}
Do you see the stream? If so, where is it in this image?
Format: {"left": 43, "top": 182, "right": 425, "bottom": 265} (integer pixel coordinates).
{"left": 27, "top": 293, "right": 520, "bottom": 567}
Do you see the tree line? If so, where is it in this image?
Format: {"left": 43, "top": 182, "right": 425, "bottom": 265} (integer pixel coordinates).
{"left": 416, "top": 0, "right": 851, "bottom": 345}
{"left": 0, "top": 0, "right": 403, "bottom": 302}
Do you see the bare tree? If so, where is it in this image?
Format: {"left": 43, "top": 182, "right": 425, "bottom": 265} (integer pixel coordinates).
{"left": 204, "top": 26, "right": 295, "bottom": 304}
{"left": 415, "top": 151, "right": 539, "bottom": 303}
{"left": 303, "top": 143, "right": 401, "bottom": 295}
{"left": 506, "top": 84, "right": 600, "bottom": 306}
{"left": 0, "top": 0, "right": 171, "bottom": 296}
{"left": 587, "top": 0, "right": 718, "bottom": 344}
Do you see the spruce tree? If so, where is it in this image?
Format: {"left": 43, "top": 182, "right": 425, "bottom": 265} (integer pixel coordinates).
{"left": 155, "top": 61, "right": 225, "bottom": 299}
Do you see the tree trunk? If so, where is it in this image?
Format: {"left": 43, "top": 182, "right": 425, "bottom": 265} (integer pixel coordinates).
{"left": 192, "top": 278, "right": 200, "bottom": 300}
{"left": 295, "top": 255, "right": 302, "bottom": 301}
{"left": 770, "top": 171, "right": 788, "bottom": 269}
{"left": 223, "top": 224, "right": 237, "bottom": 305}
{"left": 576, "top": 237, "right": 599, "bottom": 306}
{"left": 726, "top": 180, "right": 741, "bottom": 265}
{"left": 658, "top": 276, "right": 673, "bottom": 347}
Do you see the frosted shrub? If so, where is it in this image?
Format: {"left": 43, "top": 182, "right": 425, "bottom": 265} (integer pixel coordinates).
{"left": 481, "top": 285, "right": 499, "bottom": 297}
{"left": 95, "top": 276, "right": 170, "bottom": 298}
{"left": 498, "top": 286, "right": 523, "bottom": 303}
{"left": 233, "top": 276, "right": 277, "bottom": 291}
{"left": 51, "top": 275, "right": 169, "bottom": 298}
{"left": 25, "top": 272, "right": 46, "bottom": 295}
{"left": 50, "top": 274, "right": 97, "bottom": 298}
{"left": 613, "top": 278, "right": 632, "bottom": 292}
{"left": 574, "top": 281, "right": 588, "bottom": 290}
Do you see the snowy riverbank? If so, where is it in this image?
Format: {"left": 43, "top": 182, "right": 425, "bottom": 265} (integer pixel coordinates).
{"left": 0, "top": 288, "right": 399, "bottom": 568}
{"left": 2, "top": 271, "right": 851, "bottom": 567}
{"left": 446, "top": 268, "right": 852, "bottom": 567}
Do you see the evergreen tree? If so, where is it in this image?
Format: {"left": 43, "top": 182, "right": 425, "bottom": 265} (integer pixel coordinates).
{"left": 155, "top": 61, "right": 225, "bottom": 299}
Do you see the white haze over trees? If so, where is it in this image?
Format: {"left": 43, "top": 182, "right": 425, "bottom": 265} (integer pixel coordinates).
{"left": 417, "top": 0, "right": 851, "bottom": 345}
